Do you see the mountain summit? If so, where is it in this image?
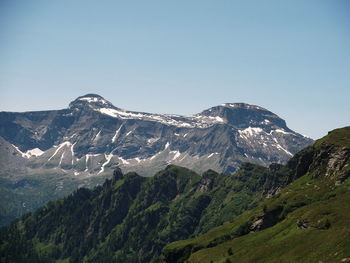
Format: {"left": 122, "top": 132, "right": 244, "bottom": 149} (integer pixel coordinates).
{"left": 69, "top": 94, "right": 117, "bottom": 110}
{"left": 199, "top": 103, "right": 289, "bottom": 130}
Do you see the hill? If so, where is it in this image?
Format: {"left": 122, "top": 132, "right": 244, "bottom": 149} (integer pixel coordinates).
{"left": 160, "top": 127, "right": 350, "bottom": 263}
{"left": 0, "top": 163, "right": 291, "bottom": 263}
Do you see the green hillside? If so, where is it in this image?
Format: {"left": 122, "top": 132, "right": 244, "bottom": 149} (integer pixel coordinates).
{"left": 161, "top": 127, "right": 350, "bottom": 263}
{"left": 0, "top": 160, "right": 288, "bottom": 263}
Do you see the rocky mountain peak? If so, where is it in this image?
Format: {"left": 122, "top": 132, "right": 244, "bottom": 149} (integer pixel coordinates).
{"left": 199, "top": 103, "right": 288, "bottom": 130}
{"left": 69, "top": 94, "right": 117, "bottom": 110}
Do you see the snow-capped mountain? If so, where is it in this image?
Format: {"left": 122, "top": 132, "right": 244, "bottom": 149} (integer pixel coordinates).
{"left": 0, "top": 94, "right": 313, "bottom": 177}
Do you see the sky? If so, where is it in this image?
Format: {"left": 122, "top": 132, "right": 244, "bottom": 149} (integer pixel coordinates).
{"left": 0, "top": 0, "right": 349, "bottom": 139}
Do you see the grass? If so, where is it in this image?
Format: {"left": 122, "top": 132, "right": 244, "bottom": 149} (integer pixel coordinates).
{"left": 188, "top": 189, "right": 350, "bottom": 263}
{"left": 314, "top": 126, "right": 350, "bottom": 148}
{"left": 180, "top": 176, "right": 350, "bottom": 263}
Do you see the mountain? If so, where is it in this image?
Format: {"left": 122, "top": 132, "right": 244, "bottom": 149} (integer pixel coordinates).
{"left": 0, "top": 94, "right": 312, "bottom": 225}
{"left": 0, "top": 94, "right": 312, "bottom": 177}
{"left": 160, "top": 127, "right": 350, "bottom": 263}
{"left": 1, "top": 127, "right": 347, "bottom": 263}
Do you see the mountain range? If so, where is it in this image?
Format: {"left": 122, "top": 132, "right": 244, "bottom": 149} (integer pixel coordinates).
{"left": 1, "top": 126, "right": 349, "bottom": 263}
{"left": 0, "top": 93, "right": 312, "bottom": 177}
{"left": 0, "top": 94, "right": 313, "bottom": 225}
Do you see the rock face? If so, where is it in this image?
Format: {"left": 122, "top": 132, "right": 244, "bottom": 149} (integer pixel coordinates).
{"left": 0, "top": 94, "right": 313, "bottom": 177}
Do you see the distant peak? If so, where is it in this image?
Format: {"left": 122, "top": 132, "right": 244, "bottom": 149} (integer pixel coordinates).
{"left": 198, "top": 102, "right": 288, "bottom": 130}
{"left": 69, "top": 94, "right": 116, "bottom": 109}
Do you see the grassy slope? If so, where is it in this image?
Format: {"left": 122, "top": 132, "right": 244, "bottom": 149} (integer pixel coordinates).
{"left": 186, "top": 175, "right": 350, "bottom": 263}
{"left": 315, "top": 126, "right": 350, "bottom": 148}
{"left": 1, "top": 163, "right": 285, "bottom": 263}
{"left": 162, "top": 127, "right": 350, "bottom": 263}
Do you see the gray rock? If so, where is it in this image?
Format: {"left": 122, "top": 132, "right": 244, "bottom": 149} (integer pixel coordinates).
{"left": 0, "top": 94, "right": 313, "bottom": 178}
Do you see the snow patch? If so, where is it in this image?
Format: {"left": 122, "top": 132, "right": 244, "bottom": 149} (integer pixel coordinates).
{"left": 171, "top": 151, "right": 181, "bottom": 160}
{"left": 26, "top": 148, "right": 44, "bottom": 158}
{"left": 98, "top": 108, "right": 120, "bottom": 118}
{"left": 147, "top": 137, "right": 159, "bottom": 144}
{"left": 98, "top": 154, "right": 113, "bottom": 174}
{"left": 275, "top": 144, "right": 293, "bottom": 156}
{"left": 207, "top": 152, "right": 219, "bottom": 158}
{"left": 112, "top": 125, "right": 123, "bottom": 143}
{"left": 58, "top": 152, "right": 65, "bottom": 167}
{"left": 25, "top": 148, "right": 44, "bottom": 158}
{"left": 48, "top": 141, "right": 72, "bottom": 161}
{"left": 274, "top": 129, "right": 290, "bottom": 135}
{"left": 164, "top": 142, "right": 170, "bottom": 150}
{"left": 79, "top": 97, "right": 109, "bottom": 105}
{"left": 13, "top": 145, "right": 45, "bottom": 158}
{"left": 189, "top": 114, "right": 225, "bottom": 125}
{"left": 96, "top": 107, "right": 225, "bottom": 128}
{"left": 238, "top": 127, "right": 263, "bottom": 137}
{"left": 93, "top": 130, "right": 101, "bottom": 142}
{"left": 215, "top": 116, "right": 224, "bottom": 122}
{"left": 70, "top": 143, "right": 76, "bottom": 165}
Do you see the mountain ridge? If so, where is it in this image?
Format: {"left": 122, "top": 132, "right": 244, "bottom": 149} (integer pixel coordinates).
{"left": 0, "top": 94, "right": 312, "bottom": 174}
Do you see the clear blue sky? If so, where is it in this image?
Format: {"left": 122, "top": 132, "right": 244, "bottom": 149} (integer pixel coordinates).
{"left": 1, "top": 0, "right": 349, "bottom": 139}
